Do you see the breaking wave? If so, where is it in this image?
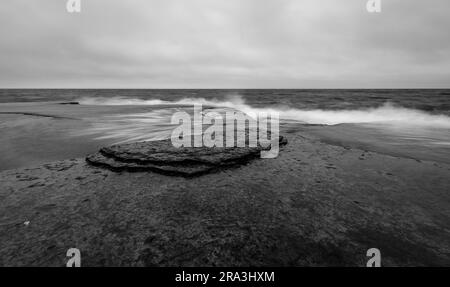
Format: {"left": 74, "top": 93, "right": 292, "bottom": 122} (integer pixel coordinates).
{"left": 78, "top": 96, "right": 450, "bottom": 128}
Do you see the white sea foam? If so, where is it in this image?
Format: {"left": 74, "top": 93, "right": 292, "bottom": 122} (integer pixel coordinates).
{"left": 78, "top": 96, "right": 450, "bottom": 128}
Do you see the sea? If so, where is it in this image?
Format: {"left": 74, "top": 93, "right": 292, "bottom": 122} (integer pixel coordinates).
{"left": 0, "top": 89, "right": 449, "bottom": 171}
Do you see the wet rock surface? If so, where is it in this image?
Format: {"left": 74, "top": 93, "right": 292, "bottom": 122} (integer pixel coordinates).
{"left": 0, "top": 130, "right": 449, "bottom": 266}
{"left": 86, "top": 136, "right": 288, "bottom": 176}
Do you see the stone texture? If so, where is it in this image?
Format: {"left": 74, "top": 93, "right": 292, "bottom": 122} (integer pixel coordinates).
{"left": 0, "top": 130, "right": 449, "bottom": 267}
{"left": 86, "top": 136, "right": 288, "bottom": 177}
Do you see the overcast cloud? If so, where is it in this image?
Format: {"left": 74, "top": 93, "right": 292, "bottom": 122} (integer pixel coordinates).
{"left": 0, "top": 0, "right": 449, "bottom": 88}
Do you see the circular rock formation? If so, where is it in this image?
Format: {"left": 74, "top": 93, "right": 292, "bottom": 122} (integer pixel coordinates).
{"left": 86, "top": 136, "right": 287, "bottom": 177}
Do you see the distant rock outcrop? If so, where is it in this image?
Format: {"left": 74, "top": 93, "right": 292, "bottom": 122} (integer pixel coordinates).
{"left": 86, "top": 136, "right": 287, "bottom": 177}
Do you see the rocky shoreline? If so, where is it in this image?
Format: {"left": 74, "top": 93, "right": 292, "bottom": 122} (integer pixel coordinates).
{"left": 0, "top": 129, "right": 449, "bottom": 266}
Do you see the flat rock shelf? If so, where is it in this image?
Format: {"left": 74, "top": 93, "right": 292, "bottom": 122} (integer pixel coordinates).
{"left": 86, "top": 136, "right": 288, "bottom": 177}
{"left": 1, "top": 130, "right": 449, "bottom": 267}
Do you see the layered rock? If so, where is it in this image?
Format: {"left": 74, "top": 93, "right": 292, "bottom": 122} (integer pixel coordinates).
{"left": 86, "top": 136, "right": 287, "bottom": 177}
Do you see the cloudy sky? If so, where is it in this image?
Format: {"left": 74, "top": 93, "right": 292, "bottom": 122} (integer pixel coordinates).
{"left": 0, "top": 0, "right": 449, "bottom": 88}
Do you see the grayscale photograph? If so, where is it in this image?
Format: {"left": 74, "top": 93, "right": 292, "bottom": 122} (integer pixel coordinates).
{"left": 0, "top": 0, "right": 449, "bottom": 273}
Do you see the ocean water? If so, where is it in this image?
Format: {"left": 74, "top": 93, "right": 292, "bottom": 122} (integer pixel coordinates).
{"left": 0, "top": 89, "right": 449, "bottom": 170}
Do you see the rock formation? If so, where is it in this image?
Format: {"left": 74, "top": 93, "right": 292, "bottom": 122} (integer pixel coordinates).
{"left": 86, "top": 136, "right": 287, "bottom": 177}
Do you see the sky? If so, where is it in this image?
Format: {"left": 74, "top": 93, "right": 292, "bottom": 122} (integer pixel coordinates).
{"left": 0, "top": 0, "right": 449, "bottom": 88}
